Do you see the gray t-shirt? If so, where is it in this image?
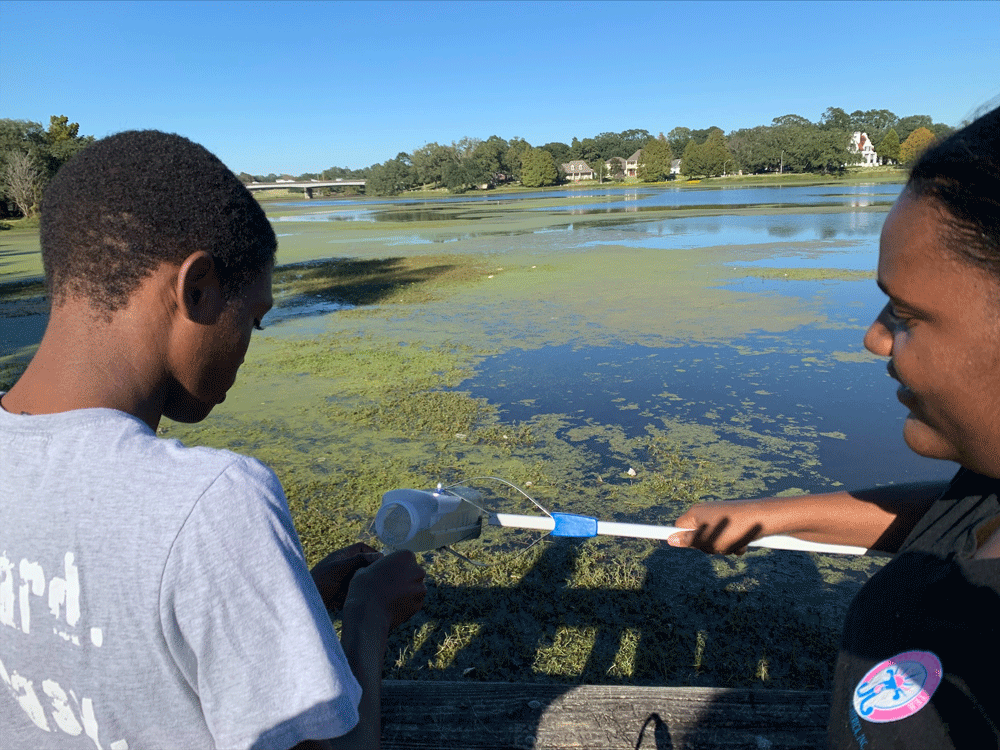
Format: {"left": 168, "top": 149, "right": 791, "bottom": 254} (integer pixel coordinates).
{"left": 0, "top": 404, "right": 362, "bottom": 749}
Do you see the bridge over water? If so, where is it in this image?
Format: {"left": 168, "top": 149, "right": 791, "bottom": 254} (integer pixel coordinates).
{"left": 246, "top": 180, "right": 365, "bottom": 198}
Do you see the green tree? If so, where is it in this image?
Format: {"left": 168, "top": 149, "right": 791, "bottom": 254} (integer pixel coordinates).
{"left": 470, "top": 135, "right": 508, "bottom": 187}
{"left": 47, "top": 114, "right": 79, "bottom": 142}
{"left": 41, "top": 115, "right": 92, "bottom": 178}
{"left": 848, "top": 109, "right": 898, "bottom": 144}
{"left": 899, "top": 127, "right": 936, "bottom": 166}
{"left": 0, "top": 119, "right": 46, "bottom": 155}
{"left": 606, "top": 156, "right": 625, "bottom": 180}
{"left": 726, "top": 126, "right": 781, "bottom": 174}
{"left": 637, "top": 135, "right": 673, "bottom": 182}
{"left": 410, "top": 142, "right": 457, "bottom": 188}
{"left": 699, "top": 128, "right": 732, "bottom": 176}
{"left": 589, "top": 159, "right": 608, "bottom": 183}
{"left": 677, "top": 128, "right": 731, "bottom": 177}
{"left": 452, "top": 137, "right": 481, "bottom": 162}
{"left": 681, "top": 139, "right": 706, "bottom": 177}
{"left": 930, "top": 122, "right": 955, "bottom": 140}
{"left": 772, "top": 114, "right": 813, "bottom": 129}
{"left": 894, "top": 115, "right": 934, "bottom": 144}
{"left": 665, "top": 127, "right": 692, "bottom": 160}
{"left": 569, "top": 136, "right": 599, "bottom": 163}
{"left": 768, "top": 115, "right": 819, "bottom": 173}
{"left": 567, "top": 129, "right": 651, "bottom": 161}
{"left": 877, "top": 129, "right": 901, "bottom": 164}
{"left": 819, "top": 107, "right": 852, "bottom": 131}
{"left": 619, "top": 129, "right": 652, "bottom": 154}
{"left": 804, "top": 128, "right": 855, "bottom": 173}
{"left": 520, "top": 147, "right": 559, "bottom": 187}
{"left": 441, "top": 160, "right": 476, "bottom": 193}
{"left": 364, "top": 163, "right": 395, "bottom": 196}
{"left": 321, "top": 165, "right": 365, "bottom": 181}
{"left": 365, "top": 153, "right": 416, "bottom": 196}
{"left": 591, "top": 132, "right": 621, "bottom": 160}
{"left": 503, "top": 137, "right": 531, "bottom": 182}
{"left": 539, "top": 142, "right": 571, "bottom": 165}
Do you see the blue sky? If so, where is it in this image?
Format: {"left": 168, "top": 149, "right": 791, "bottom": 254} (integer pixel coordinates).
{"left": 2, "top": 0, "right": 998, "bottom": 176}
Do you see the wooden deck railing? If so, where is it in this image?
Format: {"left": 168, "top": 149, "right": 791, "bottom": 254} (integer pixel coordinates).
{"left": 382, "top": 680, "right": 830, "bottom": 749}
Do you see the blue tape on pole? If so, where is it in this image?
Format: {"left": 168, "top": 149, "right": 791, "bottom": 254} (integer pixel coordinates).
{"left": 550, "top": 513, "right": 598, "bottom": 537}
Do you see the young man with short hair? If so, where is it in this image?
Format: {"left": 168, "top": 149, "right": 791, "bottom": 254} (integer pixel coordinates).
{"left": 0, "top": 130, "right": 425, "bottom": 749}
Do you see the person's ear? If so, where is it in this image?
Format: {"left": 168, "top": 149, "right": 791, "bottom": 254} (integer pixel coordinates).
{"left": 176, "top": 251, "right": 224, "bottom": 324}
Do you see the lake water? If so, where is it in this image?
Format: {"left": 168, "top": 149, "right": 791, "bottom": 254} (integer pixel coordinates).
{"left": 276, "top": 183, "right": 902, "bottom": 215}
{"left": 265, "top": 181, "right": 951, "bottom": 496}
{"left": 458, "top": 327, "right": 940, "bottom": 493}
{"left": 3, "top": 181, "right": 947, "bottom": 502}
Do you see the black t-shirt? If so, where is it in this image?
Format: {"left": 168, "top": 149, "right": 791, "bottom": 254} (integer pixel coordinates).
{"left": 828, "top": 468, "right": 1000, "bottom": 749}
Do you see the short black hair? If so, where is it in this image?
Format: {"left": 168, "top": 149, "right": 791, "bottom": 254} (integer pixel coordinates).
{"left": 907, "top": 105, "right": 1000, "bottom": 279}
{"left": 41, "top": 130, "right": 276, "bottom": 313}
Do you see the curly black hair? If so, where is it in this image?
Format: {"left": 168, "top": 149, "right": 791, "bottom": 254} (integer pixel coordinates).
{"left": 40, "top": 130, "right": 276, "bottom": 313}
{"left": 908, "top": 105, "right": 1000, "bottom": 280}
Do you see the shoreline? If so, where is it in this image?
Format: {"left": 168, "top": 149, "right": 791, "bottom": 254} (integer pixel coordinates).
{"left": 251, "top": 168, "right": 907, "bottom": 204}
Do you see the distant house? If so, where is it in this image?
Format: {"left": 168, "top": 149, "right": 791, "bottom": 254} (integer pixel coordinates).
{"left": 605, "top": 156, "right": 626, "bottom": 177}
{"left": 671, "top": 158, "right": 682, "bottom": 175}
{"left": 625, "top": 149, "right": 643, "bottom": 177}
{"left": 561, "top": 160, "right": 595, "bottom": 181}
{"left": 850, "top": 132, "right": 878, "bottom": 167}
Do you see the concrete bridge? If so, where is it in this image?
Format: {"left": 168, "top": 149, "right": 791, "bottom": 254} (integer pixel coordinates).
{"left": 246, "top": 180, "right": 365, "bottom": 198}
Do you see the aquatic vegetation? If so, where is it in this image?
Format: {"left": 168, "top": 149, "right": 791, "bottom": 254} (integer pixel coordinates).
{"left": 0, "top": 361, "right": 27, "bottom": 391}
{"left": 736, "top": 267, "right": 874, "bottom": 282}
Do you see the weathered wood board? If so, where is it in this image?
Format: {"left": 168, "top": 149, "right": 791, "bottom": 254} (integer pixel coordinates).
{"left": 382, "top": 680, "right": 831, "bottom": 749}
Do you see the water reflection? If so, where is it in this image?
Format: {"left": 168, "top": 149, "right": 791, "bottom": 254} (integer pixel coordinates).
{"left": 282, "top": 186, "right": 660, "bottom": 211}
{"left": 283, "top": 183, "right": 901, "bottom": 212}
{"left": 265, "top": 296, "right": 352, "bottom": 324}
{"left": 455, "top": 334, "right": 946, "bottom": 493}
{"left": 275, "top": 192, "right": 896, "bottom": 268}
{"left": 283, "top": 209, "right": 888, "bottom": 259}
{"left": 277, "top": 184, "right": 902, "bottom": 224}
{"left": 541, "top": 184, "right": 902, "bottom": 213}
{"left": 578, "top": 211, "right": 885, "bottom": 258}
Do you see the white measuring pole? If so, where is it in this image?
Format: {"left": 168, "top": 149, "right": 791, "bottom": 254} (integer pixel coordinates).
{"left": 489, "top": 512, "right": 868, "bottom": 555}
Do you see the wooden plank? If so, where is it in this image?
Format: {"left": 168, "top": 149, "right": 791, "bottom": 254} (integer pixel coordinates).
{"left": 381, "top": 680, "right": 831, "bottom": 749}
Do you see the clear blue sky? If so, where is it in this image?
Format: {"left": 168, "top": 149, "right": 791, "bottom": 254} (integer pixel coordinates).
{"left": 2, "top": 0, "right": 998, "bottom": 176}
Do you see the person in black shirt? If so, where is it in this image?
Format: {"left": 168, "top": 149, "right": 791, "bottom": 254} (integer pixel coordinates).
{"left": 668, "top": 104, "right": 1000, "bottom": 749}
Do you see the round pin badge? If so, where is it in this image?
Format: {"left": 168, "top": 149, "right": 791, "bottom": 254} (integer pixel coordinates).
{"left": 853, "top": 650, "right": 942, "bottom": 723}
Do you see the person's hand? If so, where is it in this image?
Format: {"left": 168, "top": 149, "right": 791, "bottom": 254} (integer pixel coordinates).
{"left": 311, "top": 542, "right": 382, "bottom": 611}
{"left": 668, "top": 500, "right": 769, "bottom": 555}
{"left": 345, "top": 550, "right": 427, "bottom": 632}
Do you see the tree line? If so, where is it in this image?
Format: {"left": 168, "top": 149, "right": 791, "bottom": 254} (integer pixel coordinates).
{"left": 0, "top": 107, "right": 955, "bottom": 215}
{"left": 312, "top": 107, "right": 952, "bottom": 196}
